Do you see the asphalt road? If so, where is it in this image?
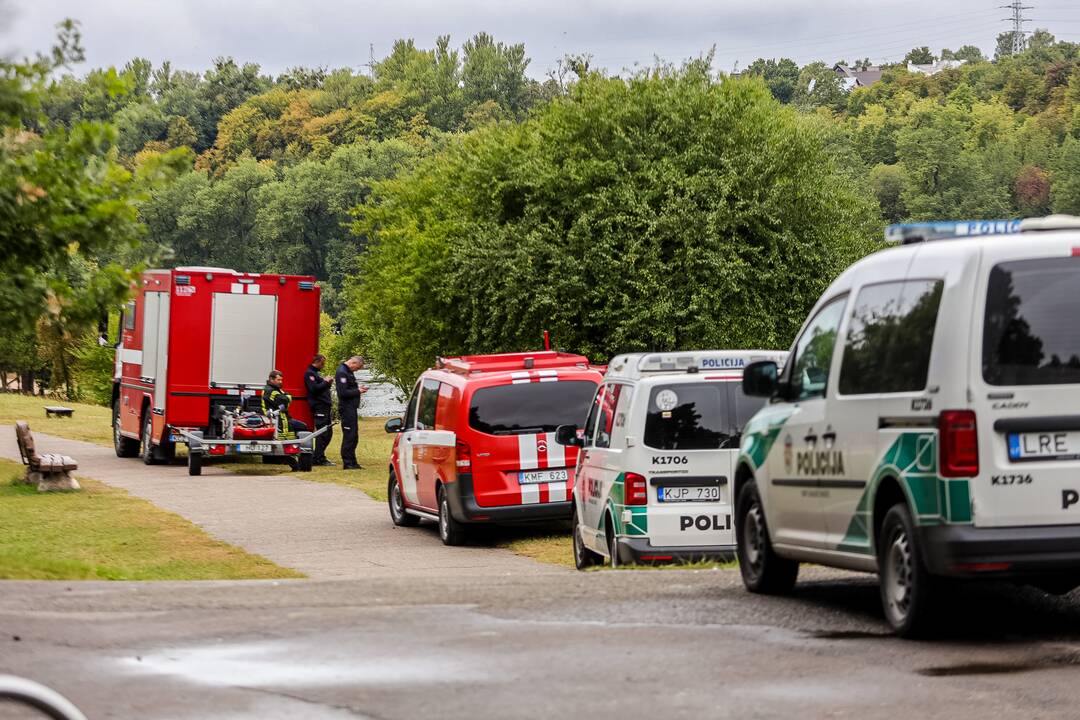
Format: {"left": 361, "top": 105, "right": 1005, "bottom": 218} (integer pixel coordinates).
{"left": 2, "top": 568, "right": 1080, "bottom": 719}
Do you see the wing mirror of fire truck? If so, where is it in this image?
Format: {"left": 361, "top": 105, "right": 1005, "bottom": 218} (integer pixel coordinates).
{"left": 384, "top": 417, "right": 404, "bottom": 434}
{"left": 555, "top": 424, "right": 585, "bottom": 447}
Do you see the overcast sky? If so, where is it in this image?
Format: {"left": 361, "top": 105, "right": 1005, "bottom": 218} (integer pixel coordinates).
{"left": 5, "top": 0, "right": 1080, "bottom": 80}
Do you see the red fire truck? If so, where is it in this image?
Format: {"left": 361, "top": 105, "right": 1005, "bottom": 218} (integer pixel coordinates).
{"left": 111, "top": 267, "right": 323, "bottom": 476}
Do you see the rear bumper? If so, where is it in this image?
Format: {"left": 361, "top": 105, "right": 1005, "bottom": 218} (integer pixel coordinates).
{"left": 444, "top": 474, "right": 572, "bottom": 524}
{"left": 616, "top": 536, "right": 736, "bottom": 565}
{"left": 919, "top": 523, "right": 1080, "bottom": 578}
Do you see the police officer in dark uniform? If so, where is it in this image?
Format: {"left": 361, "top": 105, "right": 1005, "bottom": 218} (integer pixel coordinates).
{"left": 336, "top": 356, "right": 367, "bottom": 470}
{"left": 304, "top": 354, "right": 333, "bottom": 466}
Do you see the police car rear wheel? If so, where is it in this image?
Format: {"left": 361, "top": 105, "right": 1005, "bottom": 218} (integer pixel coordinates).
{"left": 605, "top": 519, "right": 621, "bottom": 569}
{"left": 736, "top": 480, "right": 798, "bottom": 594}
{"left": 573, "top": 508, "right": 601, "bottom": 570}
{"left": 438, "top": 486, "right": 466, "bottom": 546}
{"left": 389, "top": 474, "right": 419, "bottom": 527}
{"left": 878, "top": 503, "right": 936, "bottom": 637}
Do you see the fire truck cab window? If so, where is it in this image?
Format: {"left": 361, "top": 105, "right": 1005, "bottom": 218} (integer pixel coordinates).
{"left": 124, "top": 301, "right": 136, "bottom": 331}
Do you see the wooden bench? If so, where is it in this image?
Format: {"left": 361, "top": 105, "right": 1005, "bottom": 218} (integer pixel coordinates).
{"left": 44, "top": 406, "right": 74, "bottom": 418}
{"left": 14, "top": 421, "right": 80, "bottom": 492}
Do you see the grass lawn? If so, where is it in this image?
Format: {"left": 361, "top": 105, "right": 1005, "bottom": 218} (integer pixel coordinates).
{"left": 0, "top": 392, "right": 112, "bottom": 446}
{"left": 0, "top": 458, "right": 301, "bottom": 581}
{"left": 0, "top": 393, "right": 726, "bottom": 571}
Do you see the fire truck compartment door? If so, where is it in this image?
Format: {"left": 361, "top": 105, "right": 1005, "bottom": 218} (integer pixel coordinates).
{"left": 210, "top": 293, "right": 278, "bottom": 387}
{"left": 140, "top": 291, "right": 171, "bottom": 410}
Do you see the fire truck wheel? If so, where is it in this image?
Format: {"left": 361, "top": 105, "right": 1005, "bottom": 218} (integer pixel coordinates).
{"left": 188, "top": 451, "right": 203, "bottom": 476}
{"left": 140, "top": 413, "right": 159, "bottom": 466}
{"left": 437, "top": 485, "right": 467, "bottom": 546}
{"left": 298, "top": 454, "right": 313, "bottom": 472}
{"left": 388, "top": 473, "right": 419, "bottom": 527}
{"left": 112, "top": 402, "right": 139, "bottom": 458}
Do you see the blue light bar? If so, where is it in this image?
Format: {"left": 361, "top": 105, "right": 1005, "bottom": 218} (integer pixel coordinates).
{"left": 884, "top": 219, "right": 1021, "bottom": 245}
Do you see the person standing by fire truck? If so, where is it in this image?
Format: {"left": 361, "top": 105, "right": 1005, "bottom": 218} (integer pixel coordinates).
{"left": 304, "top": 354, "right": 334, "bottom": 466}
{"left": 336, "top": 356, "right": 368, "bottom": 470}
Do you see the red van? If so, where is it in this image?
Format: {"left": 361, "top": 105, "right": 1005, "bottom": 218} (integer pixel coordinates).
{"left": 384, "top": 351, "right": 603, "bottom": 545}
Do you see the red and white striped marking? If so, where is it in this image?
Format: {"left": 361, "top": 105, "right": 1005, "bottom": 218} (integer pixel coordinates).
{"left": 516, "top": 430, "right": 573, "bottom": 505}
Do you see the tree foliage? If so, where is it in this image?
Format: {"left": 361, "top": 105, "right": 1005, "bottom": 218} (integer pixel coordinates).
{"left": 345, "top": 69, "right": 880, "bottom": 387}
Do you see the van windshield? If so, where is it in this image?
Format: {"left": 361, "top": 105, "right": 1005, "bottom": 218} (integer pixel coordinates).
{"left": 644, "top": 381, "right": 766, "bottom": 451}
{"left": 468, "top": 380, "right": 598, "bottom": 435}
{"left": 983, "top": 257, "right": 1080, "bottom": 386}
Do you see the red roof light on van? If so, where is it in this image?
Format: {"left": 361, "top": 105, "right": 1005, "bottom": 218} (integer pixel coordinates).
{"left": 939, "top": 410, "right": 979, "bottom": 477}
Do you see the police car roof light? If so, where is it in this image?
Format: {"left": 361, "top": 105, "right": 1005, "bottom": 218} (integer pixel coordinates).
{"left": 883, "top": 219, "right": 1020, "bottom": 245}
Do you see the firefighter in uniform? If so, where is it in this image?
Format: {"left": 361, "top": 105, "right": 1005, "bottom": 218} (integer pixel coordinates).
{"left": 336, "top": 356, "right": 367, "bottom": 470}
{"left": 304, "top": 354, "right": 334, "bottom": 466}
{"left": 262, "top": 370, "right": 308, "bottom": 436}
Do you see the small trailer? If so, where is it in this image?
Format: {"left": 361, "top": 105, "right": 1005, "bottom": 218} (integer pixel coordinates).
{"left": 111, "top": 267, "right": 323, "bottom": 476}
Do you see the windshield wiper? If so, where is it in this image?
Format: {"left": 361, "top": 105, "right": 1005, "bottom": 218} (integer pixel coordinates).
{"left": 493, "top": 426, "right": 545, "bottom": 435}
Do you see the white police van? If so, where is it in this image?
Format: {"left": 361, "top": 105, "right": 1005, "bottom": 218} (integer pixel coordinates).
{"left": 557, "top": 350, "right": 787, "bottom": 569}
{"left": 736, "top": 215, "right": 1080, "bottom": 636}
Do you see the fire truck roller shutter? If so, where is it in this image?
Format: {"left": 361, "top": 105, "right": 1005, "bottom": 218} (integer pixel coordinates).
{"left": 140, "top": 291, "right": 171, "bottom": 411}
{"left": 209, "top": 293, "right": 278, "bottom": 388}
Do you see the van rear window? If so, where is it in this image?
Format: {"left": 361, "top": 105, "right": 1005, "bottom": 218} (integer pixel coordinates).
{"left": 468, "top": 380, "right": 597, "bottom": 436}
{"left": 644, "top": 382, "right": 766, "bottom": 451}
{"left": 984, "top": 257, "right": 1080, "bottom": 386}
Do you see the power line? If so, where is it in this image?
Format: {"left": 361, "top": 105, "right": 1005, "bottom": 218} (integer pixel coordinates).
{"left": 1000, "top": 1, "right": 1034, "bottom": 54}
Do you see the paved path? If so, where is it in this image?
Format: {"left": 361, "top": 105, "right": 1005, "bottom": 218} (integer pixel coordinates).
{"left": 0, "top": 428, "right": 561, "bottom": 580}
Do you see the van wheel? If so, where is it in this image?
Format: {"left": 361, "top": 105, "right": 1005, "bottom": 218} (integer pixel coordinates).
{"left": 438, "top": 485, "right": 467, "bottom": 546}
{"left": 188, "top": 451, "right": 203, "bottom": 477}
{"left": 389, "top": 473, "right": 419, "bottom": 527}
{"left": 113, "top": 402, "right": 138, "bottom": 458}
{"left": 736, "top": 480, "right": 798, "bottom": 594}
{"left": 878, "top": 502, "right": 937, "bottom": 638}
{"left": 605, "top": 515, "right": 621, "bottom": 568}
{"left": 140, "top": 412, "right": 159, "bottom": 466}
{"left": 573, "top": 507, "right": 602, "bottom": 570}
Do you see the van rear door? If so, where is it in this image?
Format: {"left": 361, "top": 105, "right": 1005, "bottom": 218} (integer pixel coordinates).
{"left": 974, "top": 238, "right": 1080, "bottom": 528}
{"left": 466, "top": 378, "right": 597, "bottom": 508}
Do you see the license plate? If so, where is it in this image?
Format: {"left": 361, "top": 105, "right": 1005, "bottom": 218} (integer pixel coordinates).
{"left": 238, "top": 443, "right": 272, "bottom": 453}
{"left": 1008, "top": 431, "right": 1080, "bottom": 462}
{"left": 658, "top": 485, "right": 721, "bottom": 502}
{"left": 519, "top": 468, "right": 569, "bottom": 485}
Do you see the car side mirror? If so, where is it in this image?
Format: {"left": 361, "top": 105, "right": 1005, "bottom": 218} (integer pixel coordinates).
{"left": 384, "top": 417, "right": 404, "bottom": 434}
{"left": 555, "top": 423, "right": 584, "bottom": 447}
{"left": 743, "top": 360, "right": 779, "bottom": 398}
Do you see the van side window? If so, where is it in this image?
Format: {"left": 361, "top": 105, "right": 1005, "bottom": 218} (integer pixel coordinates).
{"left": 582, "top": 386, "right": 604, "bottom": 447}
{"left": 787, "top": 295, "right": 847, "bottom": 401}
{"left": 594, "top": 384, "right": 622, "bottom": 449}
{"left": 416, "top": 379, "right": 440, "bottom": 430}
{"left": 403, "top": 382, "right": 421, "bottom": 430}
{"left": 839, "top": 280, "right": 944, "bottom": 395}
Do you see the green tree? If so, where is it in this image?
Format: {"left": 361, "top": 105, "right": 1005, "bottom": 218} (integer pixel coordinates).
{"left": 744, "top": 58, "right": 800, "bottom": 103}
{"left": 1052, "top": 137, "right": 1080, "bottom": 214}
{"left": 904, "top": 47, "right": 935, "bottom": 65}
{"left": 346, "top": 68, "right": 880, "bottom": 387}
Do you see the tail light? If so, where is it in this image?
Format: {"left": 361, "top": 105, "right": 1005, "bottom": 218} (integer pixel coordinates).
{"left": 208, "top": 444, "right": 227, "bottom": 456}
{"left": 625, "top": 472, "right": 648, "bottom": 505}
{"left": 455, "top": 439, "right": 472, "bottom": 471}
{"left": 283, "top": 443, "right": 300, "bottom": 455}
{"left": 940, "top": 410, "right": 979, "bottom": 477}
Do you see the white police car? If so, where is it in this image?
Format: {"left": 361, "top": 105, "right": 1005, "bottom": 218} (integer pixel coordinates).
{"left": 736, "top": 215, "right": 1080, "bottom": 636}
{"left": 557, "top": 350, "right": 787, "bottom": 569}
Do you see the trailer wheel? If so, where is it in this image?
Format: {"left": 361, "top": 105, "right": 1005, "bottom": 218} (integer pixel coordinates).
{"left": 188, "top": 451, "right": 203, "bottom": 477}
{"left": 140, "top": 412, "right": 159, "bottom": 466}
{"left": 298, "top": 453, "right": 313, "bottom": 472}
{"left": 112, "top": 402, "right": 139, "bottom": 458}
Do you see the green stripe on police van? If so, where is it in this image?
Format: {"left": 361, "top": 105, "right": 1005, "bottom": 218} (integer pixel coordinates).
{"left": 837, "top": 432, "right": 972, "bottom": 554}
{"left": 608, "top": 473, "right": 648, "bottom": 537}
{"left": 740, "top": 408, "right": 795, "bottom": 470}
